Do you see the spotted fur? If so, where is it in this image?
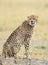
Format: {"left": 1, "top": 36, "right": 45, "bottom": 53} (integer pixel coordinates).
{"left": 2, "top": 15, "right": 38, "bottom": 58}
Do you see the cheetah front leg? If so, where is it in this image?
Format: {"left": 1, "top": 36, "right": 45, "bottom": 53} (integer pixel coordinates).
{"left": 24, "top": 34, "right": 31, "bottom": 59}
{"left": 24, "top": 42, "right": 31, "bottom": 65}
{"left": 24, "top": 43, "right": 29, "bottom": 59}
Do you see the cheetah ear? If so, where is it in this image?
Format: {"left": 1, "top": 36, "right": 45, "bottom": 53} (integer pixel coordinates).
{"left": 27, "top": 16, "right": 31, "bottom": 20}
{"left": 27, "top": 16, "right": 29, "bottom": 18}
{"left": 27, "top": 16, "right": 30, "bottom": 19}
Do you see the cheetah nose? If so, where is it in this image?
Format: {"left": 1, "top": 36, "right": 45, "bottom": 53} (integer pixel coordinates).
{"left": 31, "top": 21, "right": 34, "bottom": 24}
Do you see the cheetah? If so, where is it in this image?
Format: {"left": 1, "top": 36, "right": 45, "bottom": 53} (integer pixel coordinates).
{"left": 2, "top": 15, "right": 38, "bottom": 59}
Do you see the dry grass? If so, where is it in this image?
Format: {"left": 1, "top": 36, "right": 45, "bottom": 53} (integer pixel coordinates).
{"left": 0, "top": 57, "right": 48, "bottom": 65}
{"left": 0, "top": 40, "right": 48, "bottom": 65}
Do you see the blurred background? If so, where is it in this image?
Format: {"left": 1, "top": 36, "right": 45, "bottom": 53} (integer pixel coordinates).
{"left": 0, "top": 0, "right": 48, "bottom": 60}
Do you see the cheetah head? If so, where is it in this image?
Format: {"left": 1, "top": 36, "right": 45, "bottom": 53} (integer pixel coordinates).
{"left": 27, "top": 15, "right": 38, "bottom": 27}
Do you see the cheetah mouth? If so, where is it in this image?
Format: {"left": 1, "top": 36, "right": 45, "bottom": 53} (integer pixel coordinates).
{"left": 30, "top": 23, "right": 36, "bottom": 27}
